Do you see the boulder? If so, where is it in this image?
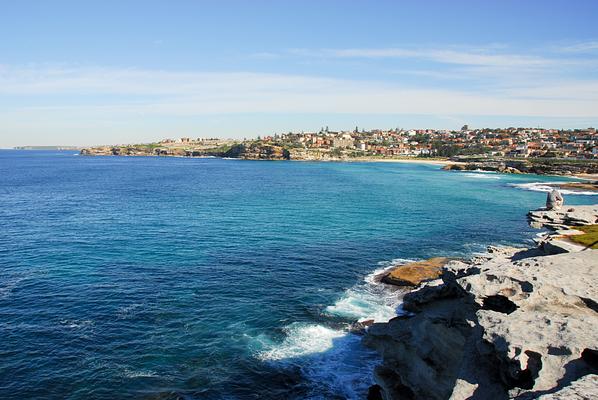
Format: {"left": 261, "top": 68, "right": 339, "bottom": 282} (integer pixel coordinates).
{"left": 381, "top": 258, "right": 449, "bottom": 287}
{"left": 442, "top": 164, "right": 467, "bottom": 171}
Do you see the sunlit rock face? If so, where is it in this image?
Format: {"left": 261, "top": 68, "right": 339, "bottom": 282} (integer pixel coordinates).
{"left": 365, "top": 244, "right": 598, "bottom": 400}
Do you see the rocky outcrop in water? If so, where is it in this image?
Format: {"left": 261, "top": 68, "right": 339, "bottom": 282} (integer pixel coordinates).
{"left": 442, "top": 161, "right": 523, "bottom": 174}
{"left": 443, "top": 158, "right": 598, "bottom": 176}
{"left": 381, "top": 258, "right": 449, "bottom": 286}
{"left": 549, "top": 181, "right": 598, "bottom": 193}
{"left": 364, "top": 207, "right": 598, "bottom": 400}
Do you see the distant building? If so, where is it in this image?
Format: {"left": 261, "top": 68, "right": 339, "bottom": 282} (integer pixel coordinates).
{"left": 461, "top": 124, "right": 469, "bottom": 131}
{"left": 332, "top": 134, "right": 355, "bottom": 149}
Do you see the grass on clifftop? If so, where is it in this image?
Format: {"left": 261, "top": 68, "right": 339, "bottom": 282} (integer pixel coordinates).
{"left": 569, "top": 225, "right": 598, "bottom": 249}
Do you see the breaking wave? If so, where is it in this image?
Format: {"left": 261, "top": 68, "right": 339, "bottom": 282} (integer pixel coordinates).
{"left": 256, "top": 323, "right": 346, "bottom": 361}
{"left": 509, "top": 182, "right": 598, "bottom": 195}
{"left": 462, "top": 173, "right": 501, "bottom": 179}
{"left": 253, "top": 259, "right": 413, "bottom": 398}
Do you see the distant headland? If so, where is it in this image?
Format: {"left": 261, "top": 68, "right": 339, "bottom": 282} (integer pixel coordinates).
{"left": 79, "top": 126, "right": 598, "bottom": 160}
{"left": 14, "top": 145, "right": 83, "bottom": 150}
{"left": 79, "top": 126, "right": 598, "bottom": 179}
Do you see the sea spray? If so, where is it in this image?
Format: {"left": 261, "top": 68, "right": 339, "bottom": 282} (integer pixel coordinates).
{"left": 509, "top": 182, "right": 598, "bottom": 195}
{"left": 254, "top": 259, "right": 413, "bottom": 399}
{"left": 462, "top": 173, "right": 502, "bottom": 180}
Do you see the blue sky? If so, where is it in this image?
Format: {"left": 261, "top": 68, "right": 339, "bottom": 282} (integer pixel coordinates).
{"left": 1, "top": 0, "right": 598, "bottom": 146}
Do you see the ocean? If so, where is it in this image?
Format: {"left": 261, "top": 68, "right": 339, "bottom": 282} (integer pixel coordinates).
{"left": 0, "top": 150, "right": 595, "bottom": 399}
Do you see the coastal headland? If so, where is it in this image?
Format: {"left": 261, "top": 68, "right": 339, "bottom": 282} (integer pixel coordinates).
{"left": 442, "top": 157, "right": 598, "bottom": 182}
{"left": 79, "top": 140, "right": 454, "bottom": 164}
{"left": 364, "top": 205, "right": 598, "bottom": 400}
{"left": 79, "top": 141, "right": 598, "bottom": 186}
{"left": 78, "top": 126, "right": 598, "bottom": 180}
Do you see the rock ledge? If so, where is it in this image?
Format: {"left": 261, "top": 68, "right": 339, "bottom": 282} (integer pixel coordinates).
{"left": 364, "top": 206, "right": 598, "bottom": 399}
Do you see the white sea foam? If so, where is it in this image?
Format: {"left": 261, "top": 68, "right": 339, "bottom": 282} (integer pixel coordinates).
{"left": 364, "top": 258, "right": 414, "bottom": 284}
{"left": 84, "top": 359, "right": 160, "bottom": 379}
{"left": 255, "top": 258, "right": 415, "bottom": 398}
{"left": 325, "top": 261, "right": 408, "bottom": 323}
{"left": 509, "top": 182, "right": 598, "bottom": 195}
{"left": 0, "top": 278, "right": 24, "bottom": 299}
{"left": 325, "top": 288, "right": 396, "bottom": 322}
{"left": 258, "top": 323, "right": 345, "bottom": 361}
{"left": 116, "top": 303, "right": 145, "bottom": 319}
{"left": 121, "top": 369, "right": 158, "bottom": 378}
{"left": 258, "top": 259, "right": 411, "bottom": 361}
{"left": 298, "top": 333, "right": 381, "bottom": 399}
{"left": 59, "top": 319, "right": 94, "bottom": 330}
{"left": 463, "top": 173, "right": 501, "bottom": 180}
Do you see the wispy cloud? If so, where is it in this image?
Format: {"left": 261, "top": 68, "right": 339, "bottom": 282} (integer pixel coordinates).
{"left": 0, "top": 63, "right": 597, "bottom": 119}
{"left": 289, "top": 46, "right": 558, "bottom": 69}
{"left": 0, "top": 65, "right": 341, "bottom": 96}
{"left": 325, "top": 48, "right": 550, "bottom": 67}
{"left": 248, "top": 52, "right": 281, "bottom": 60}
{"left": 555, "top": 41, "right": 598, "bottom": 53}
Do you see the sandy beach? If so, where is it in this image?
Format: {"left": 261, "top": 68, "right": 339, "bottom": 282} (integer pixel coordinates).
{"left": 348, "top": 157, "right": 454, "bottom": 165}
{"left": 573, "top": 173, "right": 598, "bottom": 181}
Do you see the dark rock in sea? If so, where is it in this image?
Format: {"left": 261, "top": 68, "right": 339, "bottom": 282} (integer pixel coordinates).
{"left": 442, "top": 164, "right": 466, "bottom": 171}
{"left": 349, "top": 319, "right": 375, "bottom": 335}
{"left": 367, "top": 384, "right": 385, "bottom": 400}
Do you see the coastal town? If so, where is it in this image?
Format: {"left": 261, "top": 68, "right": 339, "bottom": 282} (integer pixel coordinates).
{"left": 78, "top": 126, "right": 598, "bottom": 179}
{"left": 80, "top": 126, "right": 598, "bottom": 160}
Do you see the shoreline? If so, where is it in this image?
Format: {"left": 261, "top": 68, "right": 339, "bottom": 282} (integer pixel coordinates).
{"left": 573, "top": 173, "right": 598, "bottom": 181}
{"left": 364, "top": 205, "right": 598, "bottom": 399}
{"left": 78, "top": 153, "right": 596, "bottom": 181}
{"left": 338, "top": 157, "right": 455, "bottom": 165}
{"left": 79, "top": 152, "right": 456, "bottom": 166}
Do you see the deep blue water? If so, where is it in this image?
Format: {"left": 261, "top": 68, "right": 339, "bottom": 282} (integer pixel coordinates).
{"left": 1, "top": 150, "right": 595, "bottom": 399}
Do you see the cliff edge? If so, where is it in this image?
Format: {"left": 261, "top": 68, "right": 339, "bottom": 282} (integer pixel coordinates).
{"left": 364, "top": 206, "right": 598, "bottom": 400}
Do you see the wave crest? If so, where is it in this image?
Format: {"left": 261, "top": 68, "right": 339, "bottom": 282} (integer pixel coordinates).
{"left": 252, "top": 258, "right": 415, "bottom": 398}
{"left": 509, "top": 182, "right": 598, "bottom": 195}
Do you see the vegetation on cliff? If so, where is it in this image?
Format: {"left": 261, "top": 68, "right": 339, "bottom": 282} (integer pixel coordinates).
{"left": 569, "top": 224, "right": 598, "bottom": 249}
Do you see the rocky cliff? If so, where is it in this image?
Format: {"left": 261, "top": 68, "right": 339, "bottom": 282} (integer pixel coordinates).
{"left": 443, "top": 158, "right": 598, "bottom": 177}
{"left": 364, "top": 206, "right": 598, "bottom": 400}
{"left": 80, "top": 142, "right": 292, "bottom": 160}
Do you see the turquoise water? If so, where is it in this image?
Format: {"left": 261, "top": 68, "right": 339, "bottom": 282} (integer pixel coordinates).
{"left": 0, "top": 151, "right": 595, "bottom": 399}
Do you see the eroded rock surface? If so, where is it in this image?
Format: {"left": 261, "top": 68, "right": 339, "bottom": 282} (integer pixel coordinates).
{"left": 528, "top": 205, "right": 598, "bottom": 229}
{"left": 535, "top": 374, "right": 598, "bottom": 399}
{"left": 365, "top": 246, "right": 598, "bottom": 400}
